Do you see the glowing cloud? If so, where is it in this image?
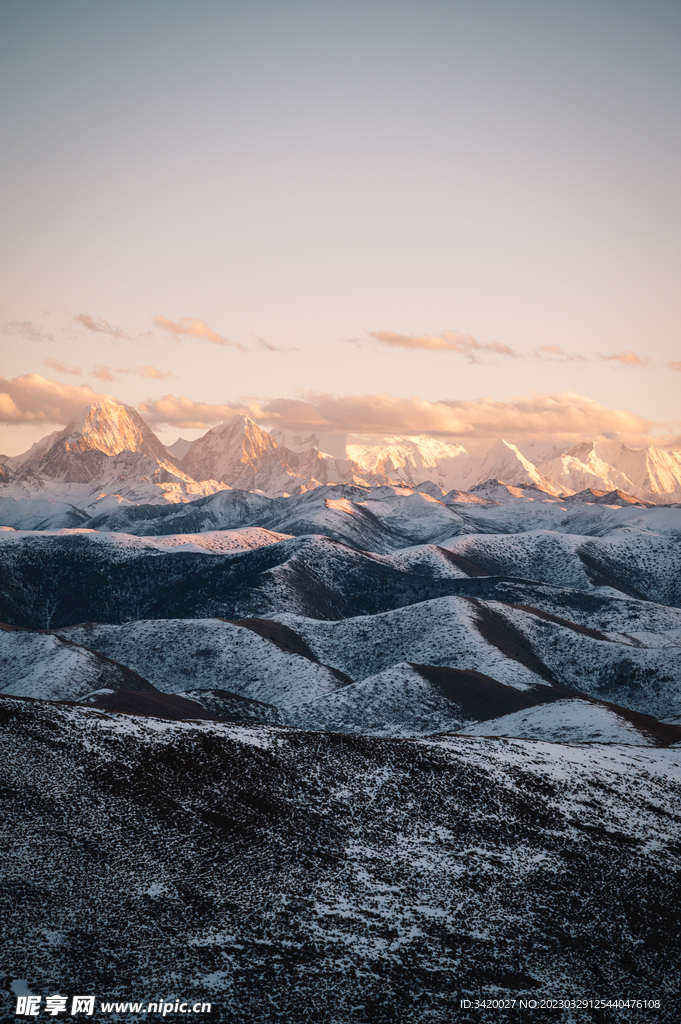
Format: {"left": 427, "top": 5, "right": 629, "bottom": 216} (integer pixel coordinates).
{"left": 0, "top": 375, "right": 108, "bottom": 424}
{"left": 135, "top": 365, "right": 177, "bottom": 379}
{"left": 139, "top": 395, "right": 244, "bottom": 430}
{"left": 369, "top": 330, "right": 518, "bottom": 362}
{"left": 599, "top": 350, "right": 650, "bottom": 366}
{"left": 91, "top": 365, "right": 176, "bottom": 382}
{"left": 141, "top": 390, "right": 651, "bottom": 439}
{"left": 153, "top": 315, "right": 246, "bottom": 351}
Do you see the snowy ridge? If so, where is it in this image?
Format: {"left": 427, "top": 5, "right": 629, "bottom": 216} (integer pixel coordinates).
{"left": 2, "top": 696, "right": 681, "bottom": 1017}
{"left": 2, "top": 398, "right": 681, "bottom": 503}
{"left": 4, "top": 574, "right": 681, "bottom": 740}
{"left": 459, "top": 699, "right": 656, "bottom": 744}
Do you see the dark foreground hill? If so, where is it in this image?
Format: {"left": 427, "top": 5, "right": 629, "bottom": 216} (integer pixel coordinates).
{"left": 1, "top": 697, "right": 680, "bottom": 1023}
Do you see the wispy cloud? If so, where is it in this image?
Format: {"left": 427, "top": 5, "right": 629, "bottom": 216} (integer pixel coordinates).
{"left": 91, "top": 364, "right": 176, "bottom": 382}
{"left": 667, "top": 360, "right": 681, "bottom": 372}
{"left": 44, "top": 359, "right": 174, "bottom": 383}
{"left": 73, "top": 313, "right": 130, "bottom": 340}
{"left": 254, "top": 335, "right": 300, "bottom": 353}
{"left": 0, "top": 375, "right": 107, "bottom": 424}
{"left": 153, "top": 314, "right": 247, "bottom": 351}
{"left": 369, "top": 331, "right": 658, "bottom": 367}
{"left": 135, "top": 365, "right": 176, "bottom": 380}
{"left": 6, "top": 320, "right": 54, "bottom": 343}
{"left": 369, "top": 330, "right": 519, "bottom": 362}
{"left": 43, "top": 358, "right": 83, "bottom": 376}
{"left": 533, "top": 344, "right": 587, "bottom": 363}
{"left": 141, "top": 389, "right": 650, "bottom": 439}
{"left": 599, "top": 349, "right": 651, "bottom": 366}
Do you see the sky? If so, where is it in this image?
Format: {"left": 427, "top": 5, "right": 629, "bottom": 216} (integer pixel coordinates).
{"left": 0, "top": 0, "right": 679, "bottom": 456}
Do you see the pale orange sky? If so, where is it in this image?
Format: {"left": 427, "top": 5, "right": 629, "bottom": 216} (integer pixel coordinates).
{"left": 1, "top": 0, "right": 679, "bottom": 455}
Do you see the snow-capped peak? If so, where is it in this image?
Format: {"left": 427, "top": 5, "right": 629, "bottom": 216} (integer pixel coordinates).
{"left": 3, "top": 400, "right": 681, "bottom": 504}
{"left": 181, "top": 415, "right": 282, "bottom": 483}
{"left": 66, "top": 397, "right": 171, "bottom": 461}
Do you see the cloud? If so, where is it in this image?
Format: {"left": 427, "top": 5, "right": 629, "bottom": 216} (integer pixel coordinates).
{"left": 599, "top": 350, "right": 650, "bottom": 366}
{"left": 254, "top": 335, "right": 300, "bottom": 353}
{"left": 533, "top": 344, "right": 587, "bottom": 363}
{"left": 370, "top": 333, "right": 659, "bottom": 367}
{"left": 369, "top": 330, "right": 518, "bottom": 362}
{"left": 135, "top": 365, "right": 177, "bottom": 379}
{"left": 141, "top": 390, "right": 651, "bottom": 439}
{"left": 43, "top": 360, "right": 174, "bottom": 383}
{"left": 91, "top": 365, "right": 118, "bottom": 383}
{"left": 252, "top": 392, "right": 650, "bottom": 438}
{"left": 0, "top": 374, "right": 108, "bottom": 424}
{"left": 44, "top": 358, "right": 83, "bottom": 376}
{"left": 139, "top": 395, "right": 244, "bottom": 430}
{"left": 73, "top": 313, "right": 130, "bottom": 340}
{"left": 667, "top": 360, "right": 681, "bottom": 372}
{"left": 153, "top": 314, "right": 247, "bottom": 351}
{"left": 91, "top": 364, "right": 176, "bottom": 382}
{"left": 6, "top": 320, "right": 54, "bottom": 343}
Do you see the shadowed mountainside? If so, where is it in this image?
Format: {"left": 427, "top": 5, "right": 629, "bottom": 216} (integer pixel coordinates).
{"left": 1, "top": 698, "right": 680, "bottom": 1022}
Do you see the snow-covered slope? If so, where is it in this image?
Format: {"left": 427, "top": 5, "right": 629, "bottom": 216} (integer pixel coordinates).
{"left": 165, "top": 436, "right": 195, "bottom": 460}
{"left": 0, "top": 624, "right": 152, "bottom": 702}
{"left": 181, "top": 415, "right": 295, "bottom": 490}
{"left": 55, "top": 617, "right": 350, "bottom": 706}
{"left": 2, "top": 429, "right": 680, "bottom": 745}
{"left": 8, "top": 474, "right": 678, "bottom": 545}
{"left": 3, "top": 501, "right": 681, "bottom": 635}
{"left": 22, "top": 576, "right": 676, "bottom": 724}
{"left": 345, "top": 433, "right": 469, "bottom": 487}
{"left": 21, "top": 396, "right": 176, "bottom": 476}
{"left": 0, "top": 497, "right": 91, "bottom": 530}
{"left": 3, "top": 696, "right": 681, "bottom": 1018}
{"left": 180, "top": 415, "right": 371, "bottom": 494}
{"left": 538, "top": 440, "right": 681, "bottom": 502}
{"left": 450, "top": 440, "right": 560, "bottom": 493}
{"left": 272, "top": 594, "right": 681, "bottom": 720}
{"left": 282, "top": 662, "right": 556, "bottom": 737}
{"left": 460, "top": 698, "right": 661, "bottom": 745}
{"left": 5, "top": 405, "right": 681, "bottom": 1016}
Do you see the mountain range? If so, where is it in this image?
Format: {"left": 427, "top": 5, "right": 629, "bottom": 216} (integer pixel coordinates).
{"left": 2, "top": 483, "right": 681, "bottom": 743}
{"left": 3, "top": 397, "right": 681, "bottom": 1017}
{"left": 1, "top": 397, "right": 680, "bottom": 506}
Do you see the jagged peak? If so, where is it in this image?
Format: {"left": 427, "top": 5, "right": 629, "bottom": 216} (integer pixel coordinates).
{"left": 56, "top": 397, "right": 169, "bottom": 461}
{"left": 187, "top": 414, "right": 277, "bottom": 450}
{"left": 210, "top": 413, "right": 264, "bottom": 435}
{"left": 9, "top": 398, "right": 177, "bottom": 482}
{"left": 565, "top": 440, "right": 597, "bottom": 460}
